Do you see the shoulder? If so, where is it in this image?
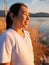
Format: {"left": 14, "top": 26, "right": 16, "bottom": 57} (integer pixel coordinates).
{"left": 0, "top": 28, "right": 15, "bottom": 46}
{"left": 0, "top": 29, "right": 13, "bottom": 40}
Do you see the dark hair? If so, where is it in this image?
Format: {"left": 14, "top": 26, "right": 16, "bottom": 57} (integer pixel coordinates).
{"left": 6, "top": 3, "right": 27, "bottom": 29}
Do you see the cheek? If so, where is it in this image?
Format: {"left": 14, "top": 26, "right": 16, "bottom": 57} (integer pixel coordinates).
{"left": 20, "top": 16, "right": 26, "bottom": 24}
{"left": 18, "top": 15, "right": 24, "bottom": 21}
{"left": 18, "top": 14, "right": 28, "bottom": 25}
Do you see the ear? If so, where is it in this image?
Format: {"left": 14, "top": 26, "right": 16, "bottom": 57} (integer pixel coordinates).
{"left": 10, "top": 13, "right": 15, "bottom": 20}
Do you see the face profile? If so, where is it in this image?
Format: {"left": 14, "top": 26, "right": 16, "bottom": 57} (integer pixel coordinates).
{"left": 10, "top": 5, "right": 30, "bottom": 29}
{"left": 16, "top": 5, "right": 30, "bottom": 28}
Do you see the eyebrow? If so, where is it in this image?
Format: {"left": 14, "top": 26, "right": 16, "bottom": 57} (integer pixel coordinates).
{"left": 23, "top": 11, "right": 28, "bottom": 13}
{"left": 22, "top": 11, "right": 29, "bottom": 15}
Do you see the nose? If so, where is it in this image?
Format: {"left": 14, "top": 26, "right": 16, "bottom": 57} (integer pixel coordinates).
{"left": 26, "top": 15, "right": 30, "bottom": 20}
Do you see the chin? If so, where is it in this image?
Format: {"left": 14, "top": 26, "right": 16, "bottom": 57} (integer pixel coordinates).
{"left": 24, "top": 25, "right": 29, "bottom": 28}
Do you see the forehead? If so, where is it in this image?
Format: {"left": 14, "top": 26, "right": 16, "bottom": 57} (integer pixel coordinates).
{"left": 19, "top": 6, "right": 29, "bottom": 13}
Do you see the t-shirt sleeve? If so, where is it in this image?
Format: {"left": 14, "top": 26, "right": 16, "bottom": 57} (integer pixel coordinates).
{"left": 0, "top": 33, "right": 12, "bottom": 63}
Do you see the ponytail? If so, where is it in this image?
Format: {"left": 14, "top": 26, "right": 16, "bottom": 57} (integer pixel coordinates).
{"left": 6, "top": 12, "right": 12, "bottom": 29}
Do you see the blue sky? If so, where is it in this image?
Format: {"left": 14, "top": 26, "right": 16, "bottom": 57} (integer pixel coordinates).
{"left": 0, "top": 0, "right": 49, "bottom": 13}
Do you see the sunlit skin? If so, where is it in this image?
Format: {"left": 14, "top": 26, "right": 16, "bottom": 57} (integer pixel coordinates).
{"left": 17, "top": 6, "right": 30, "bottom": 28}
{"left": 11, "top": 5, "right": 30, "bottom": 38}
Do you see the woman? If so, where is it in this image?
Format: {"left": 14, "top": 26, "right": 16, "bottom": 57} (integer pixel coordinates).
{"left": 0, "top": 3, "right": 34, "bottom": 65}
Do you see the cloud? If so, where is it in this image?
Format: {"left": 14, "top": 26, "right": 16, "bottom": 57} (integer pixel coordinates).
{"left": 39, "top": 0, "right": 49, "bottom": 4}
{"left": 16, "top": 0, "right": 32, "bottom": 4}
{"left": 39, "top": 0, "right": 49, "bottom": 1}
{"left": 28, "top": 0, "right": 49, "bottom": 13}
{"left": 40, "top": 0, "right": 47, "bottom": 1}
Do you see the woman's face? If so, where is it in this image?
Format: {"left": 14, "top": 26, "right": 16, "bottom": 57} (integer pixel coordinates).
{"left": 17, "top": 5, "right": 30, "bottom": 28}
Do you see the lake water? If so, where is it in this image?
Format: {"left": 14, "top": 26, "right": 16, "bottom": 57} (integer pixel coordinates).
{"left": 30, "top": 17, "right": 49, "bottom": 33}
{"left": 30, "top": 17, "right": 49, "bottom": 46}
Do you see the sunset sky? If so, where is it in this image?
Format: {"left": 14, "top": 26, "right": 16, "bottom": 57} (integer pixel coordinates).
{"left": 0, "top": 0, "right": 49, "bottom": 13}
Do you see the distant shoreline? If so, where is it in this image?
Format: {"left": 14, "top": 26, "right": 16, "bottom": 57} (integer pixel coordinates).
{"left": 0, "top": 10, "right": 49, "bottom": 17}
{"left": 30, "top": 16, "right": 49, "bottom": 17}
{"left": 30, "top": 12, "right": 49, "bottom": 17}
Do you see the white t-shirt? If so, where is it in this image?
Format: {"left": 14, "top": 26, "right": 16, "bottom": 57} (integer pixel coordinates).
{"left": 0, "top": 28, "right": 34, "bottom": 65}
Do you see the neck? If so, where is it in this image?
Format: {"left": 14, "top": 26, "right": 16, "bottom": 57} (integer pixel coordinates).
{"left": 11, "top": 26, "right": 25, "bottom": 38}
{"left": 12, "top": 25, "right": 23, "bottom": 32}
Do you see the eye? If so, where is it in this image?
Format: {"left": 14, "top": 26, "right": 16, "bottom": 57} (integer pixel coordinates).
{"left": 24, "top": 13, "right": 27, "bottom": 16}
{"left": 23, "top": 12, "right": 30, "bottom": 17}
